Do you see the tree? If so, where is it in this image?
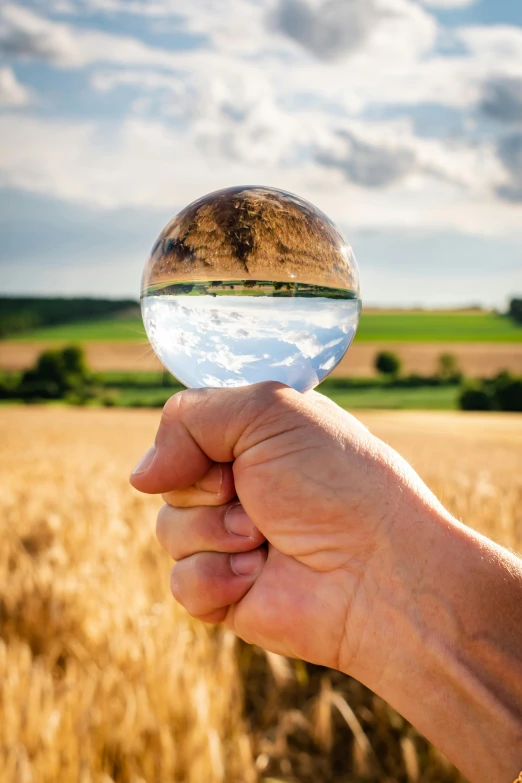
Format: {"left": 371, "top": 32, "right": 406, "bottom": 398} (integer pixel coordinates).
{"left": 459, "top": 382, "right": 493, "bottom": 411}
{"left": 508, "top": 298, "right": 522, "bottom": 324}
{"left": 494, "top": 372, "right": 522, "bottom": 412}
{"left": 61, "top": 345, "right": 87, "bottom": 375}
{"left": 375, "top": 351, "right": 402, "bottom": 378}
{"left": 437, "top": 353, "right": 462, "bottom": 383}
{"left": 20, "top": 345, "right": 89, "bottom": 400}
{"left": 458, "top": 372, "right": 522, "bottom": 412}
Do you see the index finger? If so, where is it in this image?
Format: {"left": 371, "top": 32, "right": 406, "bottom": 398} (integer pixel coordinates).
{"left": 162, "top": 461, "right": 236, "bottom": 508}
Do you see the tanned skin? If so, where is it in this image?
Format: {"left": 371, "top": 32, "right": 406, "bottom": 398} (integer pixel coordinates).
{"left": 131, "top": 383, "right": 522, "bottom": 783}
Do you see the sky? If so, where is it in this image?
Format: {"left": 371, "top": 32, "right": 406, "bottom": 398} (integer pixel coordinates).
{"left": 0, "top": 0, "right": 521, "bottom": 308}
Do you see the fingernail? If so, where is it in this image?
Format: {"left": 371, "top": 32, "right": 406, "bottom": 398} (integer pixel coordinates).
{"left": 196, "top": 463, "right": 223, "bottom": 494}
{"left": 230, "top": 549, "right": 263, "bottom": 577}
{"left": 131, "top": 445, "right": 156, "bottom": 476}
{"left": 225, "top": 503, "right": 255, "bottom": 538}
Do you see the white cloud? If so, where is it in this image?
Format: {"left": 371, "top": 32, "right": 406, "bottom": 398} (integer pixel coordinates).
{"left": 0, "top": 112, "right": 285, "bottom": 209}
{"left": 316, "top": 119, "right": 504, "bottom": 192}
{"left": 2, "top": 0, "right": 439, "bottom": 72}
{"left": 88, "top": 59, "right": 501, "bottom": 190}
{"left": 318, "top": 127, "right": 417, "bottom": 187}
{"left": 0, "top": 111, "right": 519, "bottom": 237}
{"left": 458, "top": 25, "right": 522, "bottom": 70}
{"left": 3, "top": 2, "right": 518, "bottom": 121}
{"left": 83, "top": 4, "right": 520, "bottom": 148}
{"left": 69, "top": 0, "right": 271, "bottom": 58}
{"left": 417, "top": 0, "right": 477, "bottom": 8}
{"left": 0, "top": 0, "right": 521, "bottom": 235}
{"left": 273, "top": 0, "right": 379, "bottom": 60}
{"left": 91, "top": 59, "right": 498, "bottom": 195}
{"left": 39, "top": 0, "right": 209, "bottom": 16}
{"left": 92, "top": 70, "right": 185, "bottom": 94}
{"left": 93, "top": 61, "right": 502, "bottom": 194}
{"left": 271, "top": 0, "right": 437, "bottom": 62}
{"left": 480, "top": 76, "right": 522, "bottom": 125}
{"left": 496, "top": 133, "right": 522, "bottom": 203}
{"left": 0, "top": 3, "right": 181, "bottom": 68}
{"left": 0, "top": 66, "right": 32, "bottom": 107}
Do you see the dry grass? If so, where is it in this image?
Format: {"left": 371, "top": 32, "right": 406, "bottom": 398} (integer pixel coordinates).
{"left": 2, "top": 340, "right": 522, "bottom": 377}
{"left": 1, "top": 407, "right": 521, "bottom": 783}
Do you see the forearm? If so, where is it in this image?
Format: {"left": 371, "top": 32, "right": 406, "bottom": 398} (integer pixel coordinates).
{"left": 350, "top": 510, "right": 522, "bottom": 783}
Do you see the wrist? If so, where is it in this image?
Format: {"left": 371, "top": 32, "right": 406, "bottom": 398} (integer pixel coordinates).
{"left": 340, "top": 500, "right": 453, "bottom": 680}
{"left": 342, "top": 504, "right": 522, "bottom": 782}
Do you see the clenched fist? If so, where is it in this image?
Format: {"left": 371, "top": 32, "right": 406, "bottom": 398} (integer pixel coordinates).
{"left": 130, "top": 383, "right": 522, "bottom": 783}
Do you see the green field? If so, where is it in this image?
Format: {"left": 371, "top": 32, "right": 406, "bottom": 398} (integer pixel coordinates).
{"left": 11, "top": 317, "right": 146, "bottom": 341}
{"left": 86, "top": 372, "right": 462, "bottom": 410}
{"left": 107, "top": 385, "right": 457, "bottom": 411}
{"left": 356, "top": 312, "right": 522, "bottom": 342}
{"left": 321, "top": 384, "right": 458, "bottom": 410}
{"left": 0, "top": 383, "right": 459, "bottom": 412}
{"left": 9, "top": 311, "right": 522, "bottom": 343}
{"left": 90, "top": 372, "right": 461, "bottom": 411}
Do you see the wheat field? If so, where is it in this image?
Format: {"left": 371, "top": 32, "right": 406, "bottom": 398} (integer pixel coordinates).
{"left": 1, "top": 406, "right": 521, "bottom": 783}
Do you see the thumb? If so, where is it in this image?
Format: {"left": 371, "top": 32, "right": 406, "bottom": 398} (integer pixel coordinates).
{"left": 129, "top": 382, "right": 297, "bottom": 495}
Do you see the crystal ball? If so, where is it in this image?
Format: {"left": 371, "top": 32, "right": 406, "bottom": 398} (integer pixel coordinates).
{"left": 141, "top": 186, "right": 361, "bottom": 393}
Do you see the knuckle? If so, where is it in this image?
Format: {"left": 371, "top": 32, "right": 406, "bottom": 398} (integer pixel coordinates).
{"left": 238, "top": 383, "right": 303, "bottom": 450}
{"left": 188, "top": 562, "right": 209, "bottom": 596}
{"left": 257, "top": 383, "right": 301, "bottom": 420}
{"left": 169, "top": 564, "right": 183, "bottom": 602}
{"left": 155, "top": 505, "right": 170, "bottom": 547}
{"left": 163, "top": 387, "right": 205, "bottom": 422}
{"left": 170, "top": 555, "right": 232, "bottom": 618}
{"left": 254, "top": 380, "right": 294, "bottom": 408}
{"left": 161, "top": 389, "right": 185, "bottom": 423}
{"left": 195, "top": 608, "right": 228, "bottom": 625}
{"left": 200, "top": 492, "right": 225, "bottom": 508}
{"left": 242, "top": 387, "right": 277, "bottom": 429}
{"left": 162, "top": 489, "right": 191, "bottom": 508}
{"left": 170, "top": 562, "right": 203, "bottom": 617}
{"left": 157, "top": 505, "right": 191, "bottom": 561}
{"left": 161, "top": 392, "right": 179, "bottom": 420}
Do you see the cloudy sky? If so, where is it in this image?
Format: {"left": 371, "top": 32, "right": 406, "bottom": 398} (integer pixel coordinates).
{"left": 1, "top": 0, "right": 521, "bottom": 307}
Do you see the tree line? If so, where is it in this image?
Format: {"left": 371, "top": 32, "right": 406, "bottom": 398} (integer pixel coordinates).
{"left": 375, "top": 350, "right": 522, "bottom": 411}
{"left": 509, "top": 299, "right": 522, "bottom": 325}
{"left": 0, "top": 297, "right": 139, "bottom": 338}
{"left": 0, "top": 296, "right": 521, "bottom": 339}
{"left": 2, "top": 346, "right": 521, "bottom": 411}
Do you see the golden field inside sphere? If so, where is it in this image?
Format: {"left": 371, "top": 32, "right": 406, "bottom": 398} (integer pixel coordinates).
{"left": 142, "top": 186, "right": 360, "bottom": 293}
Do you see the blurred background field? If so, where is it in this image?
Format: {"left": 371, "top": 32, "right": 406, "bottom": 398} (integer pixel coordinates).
{"left": 2, "top": 406, "right": 521, "bottom": 783}
{"left": 1, "top": 296, "right": 522, "bottom": 412}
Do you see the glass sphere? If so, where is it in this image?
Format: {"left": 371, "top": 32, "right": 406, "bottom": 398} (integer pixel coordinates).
{"left": 142, "top": 186, "right": 361, "bottom": 393}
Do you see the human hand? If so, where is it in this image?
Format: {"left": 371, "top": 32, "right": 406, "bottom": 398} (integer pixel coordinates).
{"left": 129, "top": 383, "right": 449, "bottom": 674}
{"left": 130, "top": 383, "right": 522, "bottom": 782}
